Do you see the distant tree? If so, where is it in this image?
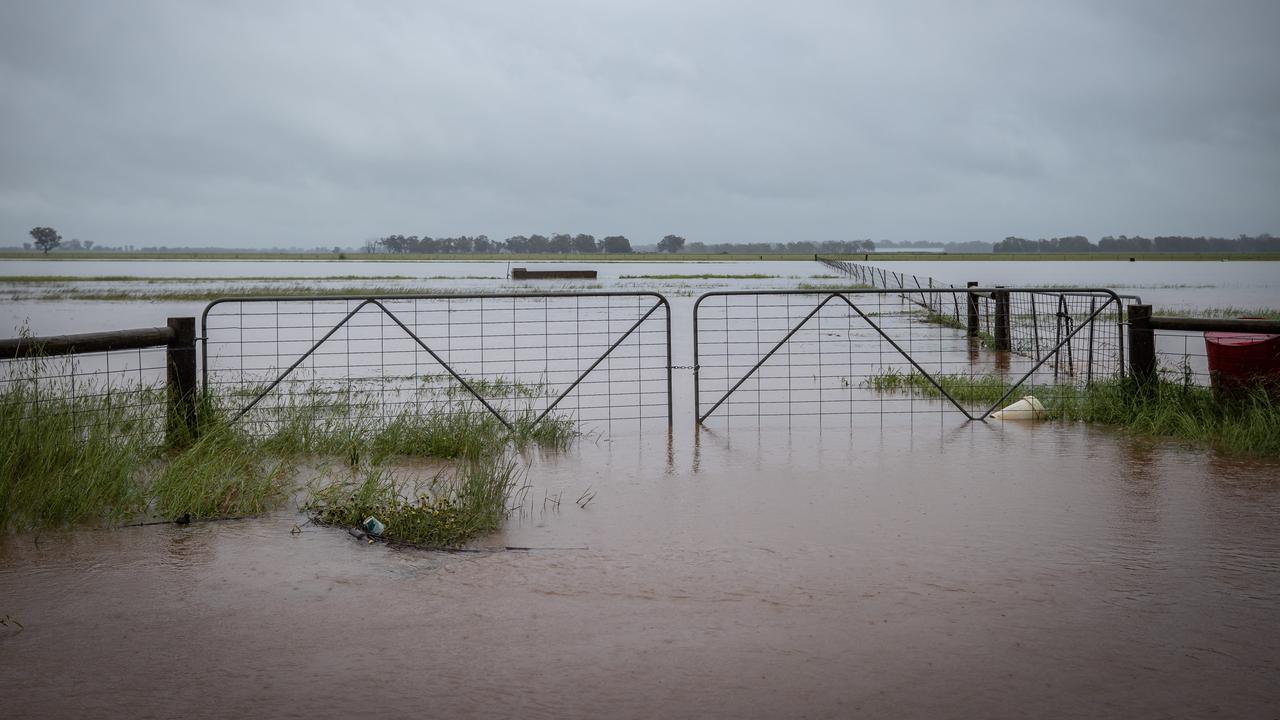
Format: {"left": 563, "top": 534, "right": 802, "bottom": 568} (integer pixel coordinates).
{"left": 504, "top": 235, "right": 530, "bottom": 253}
{"left": 83, "top": 240, "right": 94, "bottom": 250}
{"left": 571, "top": 234, "right": 597, "bottom": 253}
{"left": 527, "top": 234, "right": 550, "bottom": 253}
{"left": 1055, "top": 235, "right": 1094, "bottom": 252}
{"left": 994, "top": 236, "right": 1036, "bottom": 253}
{"left": 23, "top": 242, "right": 32, "bottom": 250}
{"left": 657, "top": 234, "right": 686, "bottom": 253}
{"left": 30, "top": 227, "right": 61, "bottom": 254}
{"left": 601, "top": 235, "right": 632, "bottom": 253}
{"left": 549, "top": 233, "right": 574, "bottom": 254}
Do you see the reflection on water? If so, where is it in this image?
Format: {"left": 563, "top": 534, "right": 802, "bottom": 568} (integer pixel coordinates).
{"left": 2, "top": 416, "right": 1277, "bottom": 719}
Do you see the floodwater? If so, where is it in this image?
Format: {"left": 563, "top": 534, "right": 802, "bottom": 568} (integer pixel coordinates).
{"left": 3, "top": 259, "right": 1279, "bottom": 717}
{"left": 3, "top": 419, "right": 1279, "bottom": 718}
{"left": 858, "top": 259, "right": 1280, "bottom": 310}
{"left": 2, "top": 257, "right": 1278, "bottom": 337}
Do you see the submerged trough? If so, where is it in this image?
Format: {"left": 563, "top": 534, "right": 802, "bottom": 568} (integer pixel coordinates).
{"left": 510, "top": 267, "right": 597, "bottom": 279}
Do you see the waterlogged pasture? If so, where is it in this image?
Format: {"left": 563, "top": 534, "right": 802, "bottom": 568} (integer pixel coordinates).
{"left": 861, "top": 258, "right": 1280, "bottom": 310}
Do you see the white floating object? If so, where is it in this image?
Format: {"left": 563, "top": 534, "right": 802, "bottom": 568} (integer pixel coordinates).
{"left": 990, "top": 395, "right": 1045, "bottom": 421}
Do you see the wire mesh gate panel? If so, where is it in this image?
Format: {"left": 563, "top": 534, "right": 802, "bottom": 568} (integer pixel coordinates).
{"left": 201, "top": 292, "right": 672, "bottom": 435}
{"left": 692, "top": 288, "right": 1125, "bottom": 424}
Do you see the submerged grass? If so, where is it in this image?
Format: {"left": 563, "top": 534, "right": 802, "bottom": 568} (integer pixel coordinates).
{"left": 863, "top": 368, "right": 1015, "bottom": 405}
{"left": 0, "top": 384, "right": 150, "bottom": 529}
{"left": 1, "top": 374, "right": 577, "bottom": 536}
{"left": 1153, "top": 306, "right": 1280, "bottom": 320}
{"left": 865, "top": 368, "right": 1280, "bottom": 455}
{"left": 794, "top": 282, "right": 874, "bottom": 291}
{"left": 618, "top": 273, "right": 777, "bottom": 279}
{"left": 0, "top": 274, "right": 420, "bottom": 283}
{"left": 11, "top": 285, "right": 448, "bottom": 302}
{"left": 305, "top": 455, "right": 523, "bottom": 547}
{"left": 1050, "top": 380, "right": 1280, "bottom": 456}
{"left": 920, "top": 311, "right": 967, "bottom": 332}
{"left": 150, "top": 424, "right": 292, "bottom": 519}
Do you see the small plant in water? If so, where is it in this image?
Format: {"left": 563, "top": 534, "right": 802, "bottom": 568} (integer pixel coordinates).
{"left": 305, "top": 454, "right": 525, "bottom": 547}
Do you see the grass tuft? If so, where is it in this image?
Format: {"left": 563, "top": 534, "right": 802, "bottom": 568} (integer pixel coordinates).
{"left": 2, "top": 373, "right": 578, "bottom": 532}
{"left": 0, "top": 382, "right": 150, "bottom": 530}
{"left": 865, "top": 368, "right": 1280, "bottom": 455}
{"left": 150, "top": 424, "right": 292, "bottom": 519}
{"left": 305, "top": 454, "right": 524, "bottom": 547}
{"left": 863, "top": 368, "right": 1015, "bottom": 405}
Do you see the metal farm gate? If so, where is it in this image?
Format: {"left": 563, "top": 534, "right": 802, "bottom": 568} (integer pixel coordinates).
{"left": 201, "top": 292, "right": 672, "bottom": 434}
{"left": 693, "top": 287, "right": 1126, "bottom": 424}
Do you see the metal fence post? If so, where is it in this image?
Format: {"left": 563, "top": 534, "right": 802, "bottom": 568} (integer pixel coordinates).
{"left": 993, "top": 290, "right": 1011, "bottom": 351}
{"left": 966, "top": 281, "right": 979, "bottom": 336}
{"left": 166, "top": 317, "right": 198, "bottom": 445}
{"left": 1127, "top": 304, "right": 1156, "bottom": 381}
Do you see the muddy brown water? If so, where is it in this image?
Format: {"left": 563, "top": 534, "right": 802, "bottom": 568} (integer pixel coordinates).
{"left": 3, "top": 415, "right": 1279, "bottom": 719}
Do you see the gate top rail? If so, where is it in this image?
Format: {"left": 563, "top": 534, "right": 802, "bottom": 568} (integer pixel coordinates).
{"left": 692, "top": 286, "right": 1125, "bottom": 312}
{"left": 1143, "top": 316, "right": 1280, "bottom": 334}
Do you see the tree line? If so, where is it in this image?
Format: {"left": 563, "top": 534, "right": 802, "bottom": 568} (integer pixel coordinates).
{"left": 364, "top": 235, "right": 879, "bottom": 255}
{"left": 364, "top": 233, "right": 650, "bottom": 254}
{"left": 680, "top": 240, "right": 876, "bottom": 254}
{"left": 19, "top": 225, "right": 1277, "bottom": 255}
{"left": 993, "top": 234, "right": 1279, "bottom": 253}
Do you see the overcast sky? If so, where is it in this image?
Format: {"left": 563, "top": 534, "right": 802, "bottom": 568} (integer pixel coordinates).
{"left": 1, "top": 1, "right": 1277, "bottom": 248}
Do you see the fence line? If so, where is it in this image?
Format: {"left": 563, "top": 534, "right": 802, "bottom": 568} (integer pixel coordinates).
{"left": 815, "top": 255, "right": 1142, "bottom": 366}
{"left": 6, "top": 294, "right": 1274, "bottom": 440}
{"left": 0, "top": 318, "right": 197, "bottom": 446}
{"left": 1127, "top": 305, "right": 1280, "bottom": 389}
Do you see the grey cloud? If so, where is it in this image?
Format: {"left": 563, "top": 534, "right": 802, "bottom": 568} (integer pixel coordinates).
{"left": 1, "top": 0, "right": 1277, "bottom": 247}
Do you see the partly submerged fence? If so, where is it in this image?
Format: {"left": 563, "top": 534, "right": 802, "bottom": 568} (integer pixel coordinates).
{"left": 815, "top": 255, "right": 1142, "bottom": 362}
{"left": 5, "top": 294, "right": 1275, "bottom": 440}
{"left": 1128, "top": 306, "right": 1280, "bottom": 389}
{"left": 0, "top": 318, "right": 198, "bottom": 446}
{"left": 693, "top": 287, "right": 1127, "bottom": 424}
{"left": 200, "top": 292, "right": 673, "bottom": 436}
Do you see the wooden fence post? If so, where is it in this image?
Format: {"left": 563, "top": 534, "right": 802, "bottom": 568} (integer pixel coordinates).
{"left": 993, "top": 289, "right": 1011, "bottom": 351}
{"left": 1127, "top": 304, "right": 1156, "bottom": 381}
{"left": 166, "top": 317, "right": 198, "bottom": 445}
{"left": 966, "top": 281, "right": 979, "bottom": 336}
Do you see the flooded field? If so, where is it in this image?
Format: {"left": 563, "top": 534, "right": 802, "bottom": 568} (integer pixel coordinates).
{"left": 2, "top": 258, "right": 1279, "bottom": 718}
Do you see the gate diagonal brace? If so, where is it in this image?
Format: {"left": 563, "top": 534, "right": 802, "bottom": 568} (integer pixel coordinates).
{"left": 225, "top": 297, "right": 667, "bottom": 432}
{"left": 697, "top": 292, "right": 1119, "bottom": 424}
{"left": 531, "top": 299, "right": 666, "bottom": 426}
{"left": 973, "top": 296, "right": 1118, "bottom": 420}
{"left": 227, "top": 299, "right": 514, "bottom": 430}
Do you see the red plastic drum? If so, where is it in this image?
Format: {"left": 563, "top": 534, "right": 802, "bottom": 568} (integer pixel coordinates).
{"left": 1204, "top": 331, "right": 1280, "bottom": 398}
